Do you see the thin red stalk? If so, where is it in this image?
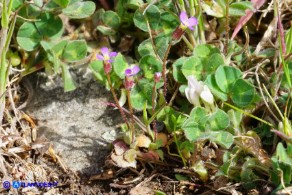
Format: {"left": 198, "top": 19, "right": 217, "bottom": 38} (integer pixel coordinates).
{"left": 277, "top": 14, "right": 286, "bottom": 56}
{"left": 106, "top": 74, "right": 129, "bottom": 127}
{"left": 151, "top": 83, "right": 157, "bottom": 142}
{"left": 162, "top": 43, "right": 172, "bottom": 98}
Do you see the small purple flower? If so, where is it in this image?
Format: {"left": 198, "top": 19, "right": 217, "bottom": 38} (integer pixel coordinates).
{"left": 179, "top": 12, "right": 198, "bottom": 31}
{"left": 125, "top": 65, "right": 140, "bottom": 77}
{"left": 154, "top": 72, "right": 161, "bottom": 83}
{"left": 96, "top": 47, "right": 117, "bottom": 63}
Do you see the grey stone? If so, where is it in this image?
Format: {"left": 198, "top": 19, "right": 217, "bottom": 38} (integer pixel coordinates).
{"left": 24, "top": 71, "right": 121, "bottom": 176}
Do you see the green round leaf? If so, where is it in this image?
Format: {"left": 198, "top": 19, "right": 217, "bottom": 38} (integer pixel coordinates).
{"left": 181, "top": 56, "right": 203, "bottom": 80}
{"left": 205, "top": 74, "right": 228, "bottom": 101}
{"left": 208, "top": 131, "right": 234, "bottom": 149}
{"left": 229, "top": 2, "right": 254, "bottom": 17}
{"left": 173, "top": 57, "right": 188, "bottom": 83}
{"left": 207, "top": 109, "right": 230, "bottom": 131}
{"left": 193, "top": 44, "right": 220, "bottom": 64}
{"left": 139, "top": 55, "right": 162, "bottom": 79}
{"left": 17, "top": 13, "right": 63, "bottom": 51}
{"left": 133, "top": 5, "right": 160, "bottom": 32}
{"left": 138, "top": 34, "right": 170, "bottom": 60}
{"left": 215, "top": 65, "right": 242, "bottom": 93}
{"left": 182, "top": 121, "right": 203, "bottom": 141}
{"left": 103, "top": 11, "right": 121, "bottom": 29}
{"left": 35, "top": 13, "right": 63, "bottom": 39}
{"left": 113, "top": 53, "right": 128, "bottom": 79}
{"left": 230, "top": 79, "right": 256, "bottom": 107}
{"left": 89, "top": 60, "right": 107, "bottom": 85}
{"left": 17, "top": 22, "right": 42, "bottom": 51}
{"left": 205, "top": 53, "right": 225, "bottom": 73}
{"left": 61, "top": 64, "right": 76, "bottom": 92}
{"left": 53, "top": 0, "right": 70, "bottom": 8}
{"left": 130, "top": 79, "right": 154, "bottom": 110}
{"left": 63, "top": 1, "right": 96, "bottom": 19}
{"left": 96, "top": 25, "right": 117, "bottom": 36}
{"left": 62, "top": 40, "right": 87, "bottom": 62}
{"left": 160, "top": 11, "right": 179, "bottom": 35}
{"left": 124, "top": 0, "right": 144, "bottom": 10}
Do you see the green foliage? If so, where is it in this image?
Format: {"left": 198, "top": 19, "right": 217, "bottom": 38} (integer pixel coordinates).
{"left": 181, "top": 56, "right": 203, "bottom": 80}
{"left": 62, "top": 1, "right": 96, "bottom": 19}
{"left": 230, "top": 79, "right": 256, "bottom": 107}
{"left": 5, "top": 0, "right": 292, "bottom": 192}
{"left": 182, "top": 107, "right": 233, "bottom": 149}
{"left": 17, "top": 13, "right": 63, "bottom": 51}
{"left": 134, "top": 5, "right": 161, "bottom": 32}
{"left": 139, "top": 55, "right": 162, "bottom": 79}
{"left": 271, "top": 143, "right": 292, "bottom": 190}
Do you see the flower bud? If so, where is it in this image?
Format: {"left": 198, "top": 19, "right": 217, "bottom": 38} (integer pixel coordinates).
{"left": 103, "top": 61, "right": 112, "bottom": 74}
{"left": 172, "top": 26, "right": 185, "bottom": 41}
{"left": 125, "top": 77, "right": 135, "bottom": 90}
{"left": 154, "top": 72, "right": 161, "bottom": 83}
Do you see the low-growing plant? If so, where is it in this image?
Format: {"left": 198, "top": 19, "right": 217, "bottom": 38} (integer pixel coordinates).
{"left": 1, "top": 0, "right": 291, "bottom": 193}
{"left": 90, "top": 0, "right": 292, "bottom": 193}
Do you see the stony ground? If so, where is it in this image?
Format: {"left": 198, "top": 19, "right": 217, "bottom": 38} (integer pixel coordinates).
{"left": 24, "top": 69, "right": 121, "bottom": 177}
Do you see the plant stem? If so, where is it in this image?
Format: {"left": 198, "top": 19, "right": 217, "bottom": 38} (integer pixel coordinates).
{"left": 152, "top": 83, "right": 157, "bottom": 142}
{"left": 193, "top": 0, "right": 205, "bottom": 43}
{"left": 0, "top": 1, "right": 16, "bottom": 124}
{"left": 106, "top": 74, "right": 129, "bottom": 127}
{"left": 162, "top": 43, "right": 172, "bottom": 98}
{"left": 126, "top": 89, "right": 135, "bottom": 143}
{"left": 224, "top": 0, "right": 230, "bottom": 55}
{"left": 224, "top": 102, "right": 274, "bottom": 127}
{"left": 173, "top": 132, "right": 186, "bottom": 167}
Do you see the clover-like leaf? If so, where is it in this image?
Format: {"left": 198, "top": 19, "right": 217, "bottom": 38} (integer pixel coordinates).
{"left": 139, "top": 55, "right": 162, "bottom": 79}
{"left": 230, "top": 78, "right": 256, "bottom": 107}
{"left": 113, "top": 53, "right": 128, "bottom": 79}
{"left": 205, "top": 74, "right": 228, "bottom": 101}
{"left": 63, "top": 1, "right": 96, "bottom": 19}
{"left": 207, "top": 109, "right": 230, "bottom": 131}
{"left": 215, "top": 65, "right": 242, "bottom": 93}
{"left": 62, "top": 40, "right": 87, "bottom": 62}
{"left": 134, "top": 5, "right": 160, "bottom": 32}
{"left": 181, "top": 56, "right": 203, "bottom": 80}
{"left": 17, "top": 13, "right": 63, "bottom": 51}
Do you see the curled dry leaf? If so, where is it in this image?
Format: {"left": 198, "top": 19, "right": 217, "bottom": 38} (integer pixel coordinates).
{"left": 136, "top": 134, "right": 151, "bottom": 148}
{"left": 156, "top": 133, "right": 168, "bottom": 147}
{"left": 111, "top": 152, "right": 137, "bottom": 168}
{"left": 113, "top": 139, "right": 129, "bottom": 155}
{"left": 111, "top": 140, "right": 137, "bottom": 168}
{"left": 138, "top": 150, "right": 160, "bottom": 161}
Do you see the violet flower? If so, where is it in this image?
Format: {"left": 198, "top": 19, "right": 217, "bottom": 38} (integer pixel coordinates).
{"left": 154, "top": 72, "right": 162, "bottom": 83}
{"left": 172, "top": 12, "right": 198, "bottom": 40}
{"left": 179, "top": 12, "right": 198, "bottom": 31}
{"left": 96, "top": 47, "right": 117, "bottom": 63}
{"left": 124, "top": 65, "right": 140, "bottom": 90}
{"left": 125, "top": 65, "right": 140, "bottom": 77}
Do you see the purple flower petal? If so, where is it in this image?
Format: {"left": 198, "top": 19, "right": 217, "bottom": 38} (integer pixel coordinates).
{"left": 96, "top": 54, "right": 104, "bottom": 60}
{"left": 131, "top": 65, "right": 140, "bottom": 75}
{"left": 109, "top": 52, "right": 118, "bottom": 57}
{"left": 179, "top": 11, "right": 188, "bottom": 25}
{"left": 100, "top": 47, "right": 109, "bottom": 55}
{"left": 125, "top": 65, "right": 140, "bottom": 77}
{"left": 188, "top": 17, "right": 198, "bottom": 27}
{"left": 125, "top": 69, "right": 132, "bottom": 77}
